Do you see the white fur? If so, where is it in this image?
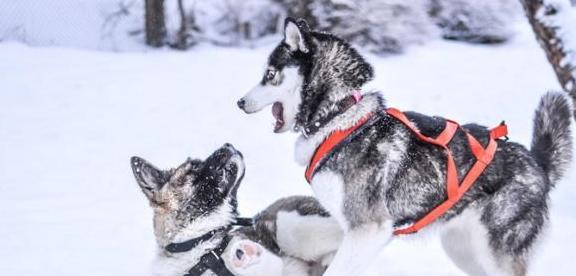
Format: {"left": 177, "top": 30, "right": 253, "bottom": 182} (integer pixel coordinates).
{"left": 172, "top": 200, "right": 236, "bottom": 243}
{"left": 223, "top": 237, "right": 284, "bottom": 276}
{"left": 150, "top": 200, "right": 236, "bottom": 276}
{"left": 323, "top": 222, "right": 394, "bottom": 276}
{"left": 282, "top": 257, "right": 312, "bottom": 276}
{"left": 151, "top": 238, "right": 222, "bottom": 276}
{"left": 309, "top": 171, "right": 395, "bottom": 276}
{"left": 276, "top": 211, "right": 343, "bottom": 261}
{"left": 440, "top": 207, "right": 514, "bottom": 276}
{"left": 223, "top": 238, "right": 320, "bottom": 276}
{"left": 284, "top": 21, "right": 308, "bottom": 53}
{"left": 310, "top": 171, "right": 349, "bottom": 231}
{"left": 242, "top": 67, "right": 303, "bottom": 133}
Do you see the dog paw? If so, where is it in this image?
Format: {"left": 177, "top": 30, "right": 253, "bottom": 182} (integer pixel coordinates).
{"left": 228, "top": 240, "right": 263, "bottom": 269}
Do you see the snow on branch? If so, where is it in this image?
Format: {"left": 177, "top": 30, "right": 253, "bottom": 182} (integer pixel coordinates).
{"left": 520, "top": 0, "right": 576, "bottom": 95}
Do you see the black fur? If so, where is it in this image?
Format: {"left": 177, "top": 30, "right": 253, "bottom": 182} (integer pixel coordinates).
{"left": 250, "top": 18, "right": 574, "bottom": 273}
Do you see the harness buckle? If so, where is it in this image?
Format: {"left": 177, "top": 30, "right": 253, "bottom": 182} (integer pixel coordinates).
{"left": 210, "top": 250, "right": 221, "bottom": 260}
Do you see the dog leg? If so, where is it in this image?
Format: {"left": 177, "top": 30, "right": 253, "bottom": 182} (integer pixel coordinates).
{"left": 322, "top": 222, "right": 393, "bottom": 276}
{"left": 282, "top": 256, "right": 313, "bottom": 276}
{"left": 440, "top": 208, "right": 518, "bottom": 276}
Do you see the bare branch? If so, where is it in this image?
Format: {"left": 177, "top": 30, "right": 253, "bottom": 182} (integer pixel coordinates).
{"left": 519, "top": 0, "right": 576, "bottom": 98}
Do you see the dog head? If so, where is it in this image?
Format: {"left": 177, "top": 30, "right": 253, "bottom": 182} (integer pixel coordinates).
{"left": 131, "top": 143, "right": 245, "bottom": 246}
{"left": 237, "top": 17, "right": 374, "bottom": 134}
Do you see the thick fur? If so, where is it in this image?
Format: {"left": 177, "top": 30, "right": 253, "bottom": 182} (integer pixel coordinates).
{"left": 132, "top": 144, "right": 342, "bottom": 276}
{"left": 238, "top": 17, "right": 573, "bottom": 276}
{"left": 132, "top": 144, "right": 245, "bottom": 276}
{"left": 530, "top": 92, "right": 573, "bottom": 184}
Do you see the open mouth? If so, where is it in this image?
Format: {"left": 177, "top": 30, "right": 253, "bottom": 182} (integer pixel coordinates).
{"left": 272, "top": 102, "right": 284, "bottom": 133}
{"left": 211, "top": 145, "right": 245, "bottom": 186}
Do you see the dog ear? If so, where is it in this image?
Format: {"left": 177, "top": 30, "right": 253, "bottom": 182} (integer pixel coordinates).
{"left": 131, "top": 156, "right": 169, "bottom": 201}
{"left": 284, "top": 17, "right": 310, "bottom": 53}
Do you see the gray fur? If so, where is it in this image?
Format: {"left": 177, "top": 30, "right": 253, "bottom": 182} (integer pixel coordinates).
{"left": 234, "top": 195, "right": 331, "bottom": 256}
{"left": 531, "top": 92, "right": 573, "bottom": 184}
{"left": 131, "top": 144, "right": 244, "bottom": 276}
{"left": 132, "top": 144, "right": 339, "bottom": 276}
{"left": 232, "top": 196, "right": 335, "bottom": 276}
{"left": 239, "top": 17, "right": 574, "bottom": 275}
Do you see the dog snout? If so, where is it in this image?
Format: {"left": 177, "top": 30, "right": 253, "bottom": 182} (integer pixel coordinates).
{"left": 237, "top": 98, "right": 246, "bottom": 110}
{"left": 131, "top": 156, "right": 142, "bottom": 168}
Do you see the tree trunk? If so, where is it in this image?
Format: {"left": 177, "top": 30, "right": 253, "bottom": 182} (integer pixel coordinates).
{"left": 174, "top": 0, "right": 188, "bottom": 49}
{"left": 145, "top": 0, "right": 166, "bottom": 47}
{"left": 519, "top": 0, "right": 576, "bottom": 105}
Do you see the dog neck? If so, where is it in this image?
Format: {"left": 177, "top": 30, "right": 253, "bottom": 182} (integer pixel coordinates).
{"left": 151, "top": 200, "right": 237, "bottom": 276}
{"left": 152, "top": 236, "right": 223, "bottom": 276}
{"left": 294, "top": 92, "right": 385, "bottom": 166}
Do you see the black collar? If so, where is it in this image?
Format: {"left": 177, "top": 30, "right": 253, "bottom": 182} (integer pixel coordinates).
{"left": 164, "top": 217, "right": 254, "bottom": 276}
{"left": 165, "top": 217, "right": 253, "bottom": 254}
{"left": 165, "top": 227, "right": 227, "bottom": 254}
{"left": 302, "top": 93, "right": 362, "bottom": 137}
{"left": 183, "top": 235, "right": 235, "bottom": 276}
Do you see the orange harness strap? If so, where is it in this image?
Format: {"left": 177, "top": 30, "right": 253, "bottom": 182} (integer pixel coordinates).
{"left": 305, "top": 114, "right": 373, "bottom": 183}
{"left": 386, "top": 108, "right": 507, "bottom": 235}
{"left": 305, "top": 107, "right": 508, "bottom": 235}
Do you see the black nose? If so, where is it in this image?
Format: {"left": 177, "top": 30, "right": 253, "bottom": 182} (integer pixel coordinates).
{"left": 237, "top": 98, "right": 245, "bottom": 110}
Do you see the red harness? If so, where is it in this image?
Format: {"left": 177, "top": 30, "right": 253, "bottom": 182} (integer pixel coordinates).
{"left": 305, "top": 108, "right": 508, "bottom": 235}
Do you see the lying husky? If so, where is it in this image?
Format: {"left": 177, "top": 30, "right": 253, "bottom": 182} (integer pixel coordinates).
{"left": 226, "top": 196, "right": 341, "bottom": 276}
{"left": 131, "top": 144, "right": 341, "bottom": 276}
{"left": 237, "top": 17, "right": 573, "bottom": 276}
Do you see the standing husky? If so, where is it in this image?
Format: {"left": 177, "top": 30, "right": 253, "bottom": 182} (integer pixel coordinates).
{"left": 237, "top": 17, "right": 573, "bottom": 276}
{"left": 131, "top": 144, "right": 342, "bottom": 276}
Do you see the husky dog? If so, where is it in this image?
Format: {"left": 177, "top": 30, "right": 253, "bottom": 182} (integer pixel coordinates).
{"left": 131, "top": 144, "right": 246, "bottom": 276}
{"left": 237, "top": 17, "right": 573, "bottom": 276}
{"left": 131, "top": 144, "right": 341, "bottom": 276}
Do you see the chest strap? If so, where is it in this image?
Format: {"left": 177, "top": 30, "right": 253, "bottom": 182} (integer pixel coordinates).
{"left": 183, "top": 235, "right": 234, "bottom": 276}
{"left": 305, "top": 113, "right": 374, "bottom": 182}
{"left": 305, "top": 108, "right": 508, "bottom": 235}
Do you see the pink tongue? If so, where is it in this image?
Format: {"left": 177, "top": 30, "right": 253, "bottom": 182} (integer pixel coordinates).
{"left": 272, "top": 102, "right": 283, "bottom": 121}
{"left": 272, "top": 102, "right": 284, "bottom": 132}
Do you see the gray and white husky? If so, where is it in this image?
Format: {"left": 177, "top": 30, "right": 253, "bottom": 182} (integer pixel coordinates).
{"left": 131, "top": 144, "right": 342, "bottom": 276}
{"left": 237, "top": 17, "right": 574, "bottom": 276}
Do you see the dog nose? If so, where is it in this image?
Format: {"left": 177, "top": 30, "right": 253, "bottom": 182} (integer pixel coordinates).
{"left": 237, "top": 98, "right": 246, "bottom": 110}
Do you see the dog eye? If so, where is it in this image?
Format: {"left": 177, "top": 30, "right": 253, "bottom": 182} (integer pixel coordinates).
{"left": 265, "top": 69, "right": 276, "bottom": 81}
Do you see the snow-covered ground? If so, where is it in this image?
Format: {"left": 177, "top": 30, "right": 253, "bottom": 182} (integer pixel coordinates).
{"left": 1, "top": 23, "right": 575, "bottom": 275}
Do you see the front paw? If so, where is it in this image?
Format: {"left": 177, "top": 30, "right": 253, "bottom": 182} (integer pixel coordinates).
{"left": 227, "top": 239, "right": 263, "bottom": 270}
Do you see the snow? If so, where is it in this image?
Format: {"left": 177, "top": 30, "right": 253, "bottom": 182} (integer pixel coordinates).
{"left": 1, "top": 22, "right": 575, "bottom": 276}
{"left": 0, "top": 0, "right": 145, "bottom": 51}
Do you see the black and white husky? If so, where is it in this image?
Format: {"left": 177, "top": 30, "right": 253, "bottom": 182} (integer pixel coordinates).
{"left": 131, "top": 144, "right": 342, "bottom": 276}
{"left": 237, "top": 18, "right": 574, "bottom": 276}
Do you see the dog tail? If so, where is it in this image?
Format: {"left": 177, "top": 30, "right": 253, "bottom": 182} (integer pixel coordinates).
{"left": 531, "top": 92, "right": 573, "bottom": 186}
